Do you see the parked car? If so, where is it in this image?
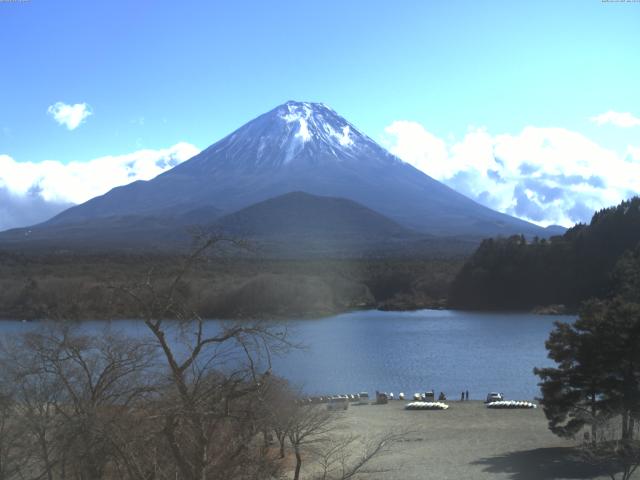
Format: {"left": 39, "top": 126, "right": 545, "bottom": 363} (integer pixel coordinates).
{"left": 327, "top": 396, "right": 350, "bottom": 411}
{"left": 485, "top": 392, "right": 504, "bottom": 403}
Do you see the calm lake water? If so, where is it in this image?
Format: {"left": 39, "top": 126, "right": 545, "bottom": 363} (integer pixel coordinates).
{"left": 0, "top": 309, "right": 575, "bottom": 401}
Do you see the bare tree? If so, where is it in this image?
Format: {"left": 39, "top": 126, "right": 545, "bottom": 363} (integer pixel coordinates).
{"left": 286, "top": 405, "right": 335, "bottom": 480}
{"left": 119, "top": 235, "right": 291, "bottom": 480}
{"left": 256, "top": 376, "right": 298, "bottom": 459}
{"left": 284, "top": 401, "right": 405, "bottom": 480}
{"left": 312, "top": 431, "right": 403, "bottom": 480}
{"left": 0, "top": 342, "right": 63, "bottom": 480}
{"left": 0, "top": 324, "right": 158, "bottom": 480}
{"left": 0, "top": 389, "right": 28, "bottom": 480}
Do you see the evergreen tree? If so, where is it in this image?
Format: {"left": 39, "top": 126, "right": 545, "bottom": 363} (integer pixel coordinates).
{"left": 534, "top": 300, "right": 611, "bottom": 442}
{"left": 536, "top": 297, "right": 640, "bottom": 442}
{"left": 451, "top": 196, "right": 640, "bottom": 310}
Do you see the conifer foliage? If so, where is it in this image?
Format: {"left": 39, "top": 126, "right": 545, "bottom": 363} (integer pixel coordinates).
{"left": 451, "top": 197, "right": 640, "bottom": 310}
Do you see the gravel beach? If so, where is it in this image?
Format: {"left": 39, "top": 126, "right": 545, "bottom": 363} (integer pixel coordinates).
{"left": 316, "top": 400, "right": 632, "bottom": 480}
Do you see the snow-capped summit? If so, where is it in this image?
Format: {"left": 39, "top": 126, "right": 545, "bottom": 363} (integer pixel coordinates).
{"left": 186, "top": 100, "right": 400, "bottom": 172}
{"left": 41, "top": 101, "right": 547, "bottom": 238}
{"left": 277, "top": 101, "right": 354, "bottom": 147}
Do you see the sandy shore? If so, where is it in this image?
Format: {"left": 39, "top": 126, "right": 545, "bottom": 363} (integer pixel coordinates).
{"left": 316, "top": 400, "right": 632, "bottom": 480}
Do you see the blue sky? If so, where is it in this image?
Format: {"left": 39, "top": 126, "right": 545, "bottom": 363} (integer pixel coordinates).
{"left": 1, "top": 0, "right": 639, "bottom": 229}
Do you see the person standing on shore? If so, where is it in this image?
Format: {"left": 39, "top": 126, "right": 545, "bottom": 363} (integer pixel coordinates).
{"left": 461, "top": 392, "right": 464, "bottom": 401}
{"left": 465, "top": 390, "right": 469, "bottom": 401}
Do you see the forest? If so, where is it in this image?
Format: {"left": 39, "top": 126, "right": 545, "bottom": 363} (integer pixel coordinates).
{"left": 450, "top": 197, "right": 640, "bottom": 311}
{"left": 0, "top": 250, "right": 462, "bottom": 321}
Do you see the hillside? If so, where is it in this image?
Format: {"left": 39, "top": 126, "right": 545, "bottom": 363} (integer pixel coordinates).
{"left": 449, "top": 197, "right": 640, "bottom": 310}
{"left": 211, "top": 191, "right": 440, "bottom": 257}
{"left": 216, "top": 191, "right": 413, "bottom": 238}
{"left": 0, "top": 192, "right": 478, "bottom": 257}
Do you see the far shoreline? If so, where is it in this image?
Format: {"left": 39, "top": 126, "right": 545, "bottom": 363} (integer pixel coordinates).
{"left": 0, "top": 305, "right": 578, "bottom": 323}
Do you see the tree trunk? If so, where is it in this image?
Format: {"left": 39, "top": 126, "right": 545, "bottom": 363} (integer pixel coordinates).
{"left": 163, "top": 416, "right": 193, "bottom": 480}
{"left": 201, "top": 441, "right": 207, "bottom": 480}
{"left": 39, "top": 433, "right": 54, "bottom": 480}
{"left": 591, "top": 392, "right": 597, "bottom": 445}
{"left": 32, "top": 423, "right": 54, "bottom": 480}
{"left": 293, "top": 446, "right": 302, "bottom": 480}
{"left": 279, "top": 437, "right": 286, "bottom": 459}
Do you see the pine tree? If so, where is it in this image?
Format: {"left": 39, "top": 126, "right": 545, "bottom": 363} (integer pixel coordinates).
{"left": 534, "top": 300, "right": 611, "bottom": 442}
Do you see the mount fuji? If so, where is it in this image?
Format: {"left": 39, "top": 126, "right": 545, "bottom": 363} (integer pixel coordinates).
{"left": 1, "top": 101, "right": 551, "bottom": 252}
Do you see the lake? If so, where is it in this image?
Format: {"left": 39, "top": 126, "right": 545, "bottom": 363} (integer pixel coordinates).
{"left": 0, "top": 309, "right": 574, "bottom": 401}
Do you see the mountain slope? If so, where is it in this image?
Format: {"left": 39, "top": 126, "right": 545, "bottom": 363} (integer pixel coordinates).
{"left": 41, "top": 101, "right": 547, "bottom": 238}
{"left": 0, "top": 214, "right": 210, "bottom": 251}
{"left": 211, "top": 191, "right": 428, "bottom": 257}
{"left": 0, "top": 192, "right": 477, "bottom": 257}
{"left": 214, "top": 191, "right": 416, "bottom": 239}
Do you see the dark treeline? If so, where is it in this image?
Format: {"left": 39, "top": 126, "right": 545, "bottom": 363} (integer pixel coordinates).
{"left": 0, "top": 253, "right": 462, "bottom": 320}
{"left": 450, "top": 197, "right": 640, "bottom": 310}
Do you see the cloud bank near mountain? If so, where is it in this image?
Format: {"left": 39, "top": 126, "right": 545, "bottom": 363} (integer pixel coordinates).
{"left": 0, "top": 143, "right": 200, "bottom": 231}
{"left": 383, "top": 122, "right": 640, "bottom": 227}
{"left": 2, "top": 114, "right": 638, "bottom": 233}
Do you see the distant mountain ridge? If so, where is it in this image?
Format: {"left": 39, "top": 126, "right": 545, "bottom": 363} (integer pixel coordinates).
{"left": 0, "top": 192, "right": 478, "bottom": 257}
{"left": 40, "top": 101, "right": 547, "bottom": 238}
{"left": 0, "top": 101, "right": 555, "bottom": 254}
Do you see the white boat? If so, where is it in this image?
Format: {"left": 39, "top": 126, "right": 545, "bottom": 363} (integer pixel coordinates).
{"left": 405, "top": 401, "right": 449, "bottom": 411}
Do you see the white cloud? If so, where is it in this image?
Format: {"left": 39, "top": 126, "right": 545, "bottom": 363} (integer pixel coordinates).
{"left": 590, "top": 111, "right": 640, "bottom": 128}
{"left": 0, "top": 142, "right": 200, "bottom": 231}
{"left": 626, "top": 145, "right": 640, "bottom": 163}
{"left": 383, "top": 121, "right": 449, "bottom": 177}
{"left": 384, "top": 121, "right": 640, "bottom": 227}
{"left": 47, "top": 102, "right": 93, "bottom": 130}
